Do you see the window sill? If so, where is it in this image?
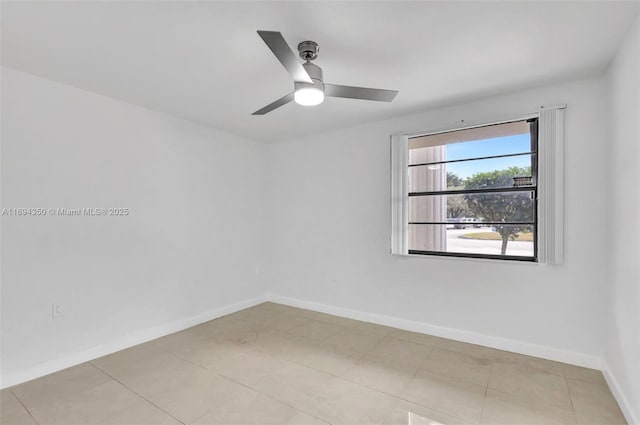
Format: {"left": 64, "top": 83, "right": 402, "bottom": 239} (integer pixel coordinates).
{"left": 392, "top": 252, "right": 541, "bottom": 265}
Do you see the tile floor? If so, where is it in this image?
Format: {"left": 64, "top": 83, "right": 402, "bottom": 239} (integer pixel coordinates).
{"left": 0, "top": 302, "right": 627, "bottom": 425}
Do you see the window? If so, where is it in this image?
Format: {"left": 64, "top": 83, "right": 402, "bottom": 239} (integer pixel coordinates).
{"left": 391, "top": 107, "right": 564, "bottom": 263}
{"left": 406, "top": 119, "right": 538, "bottom": 261}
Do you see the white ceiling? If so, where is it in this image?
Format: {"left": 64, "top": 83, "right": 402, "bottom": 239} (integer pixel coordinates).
{"left": 2, "top": 1, "right": 639, "bottom": 142}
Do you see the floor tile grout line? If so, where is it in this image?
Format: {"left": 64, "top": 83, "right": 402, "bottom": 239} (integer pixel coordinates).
{"left": 480, "top": 364, "right": 586, "bottom": 424}
{"left": 562, "top": 368, "right": 624, "bottom": 423}
{"left": 193, "top": 363, "right": 333, "bottom": 425}
{"left": 88, "top": 362, "right": 186, "bottom": 425}
{"left": 399, "top": 372, "right": 485, "bottom": 423}
{"left": 391, "top": 344, "right": 477, "bottom": 423}
{"left": 560, "top": 363, "right": 580, "bottom": 418}
{"left": 157, "top": 339, "right": 334, "bottom": 425}
{"left": 266, "top": 348, "right": 473, "bottom": 424}
{"left": 215, "top": 332, "right": 383, "bottom": 407}
{"left": 485, "top": 385, "right": 588, "bottom": 421}
{"left": 220, "top": 376, "right": 334, "bottom": 425}
{"left": 478, "top": 363, "right": 492, "bottom": 425}
{"left": 230, "top": 316, "right": 482, "bottom": 423}
{"left": 9, "top": 388, "right": 40, "bottom": 425}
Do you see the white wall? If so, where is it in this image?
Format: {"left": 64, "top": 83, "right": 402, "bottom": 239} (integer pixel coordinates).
{"left": 606, "top": 14, "right": 640, "bottom": 424}
{"left": 265, "top": 76, "right": 609, "bottom": 365}
{"left": 0, "top": 67, "right": 266, "bottom": 387}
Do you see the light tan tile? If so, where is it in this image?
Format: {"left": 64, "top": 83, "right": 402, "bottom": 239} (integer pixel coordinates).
{"left": 422, "top": 348, "right": 492, "bottom": 387}
{"left": 434, "top": 340, "right": 534, "bottom": 366}
{"left": 26, "top": 380, "right": 142, "bottom": 425}
{"left": 295, "top": 310, "right": 393, "bottom": 336}
{"left": 0, "top": 390, "right": 37, "bottom": 425}
{"left": 192, "top": 387, "right": 328, "bottom": 425}
{"left": 488, "top": 351, "right": 565, "bottom": 376}
{"left": 249, "top": 331, "right": 319, "bottom": 361}
{"left": 562, "top": 364, "right": 607, "bottom": 385}
{"left": 567, "top": 378, "right": 627, "bottom": 425}
{"left": 250, "top": 362, "right": 333, "bottom": 405}
{"left": 366, "top": 336, "right": 434, "bottom": 369}
{"left": 261, "top": 314, "right": 314, "bottom": 334}
{"left": 12, "top": 363, "right": 111, "bottom": 410}
{"left": 254, "top": 302, "right": 309, "bottom": 317}
{"left": 434, "top": 340, "right": 530, "bottom": 367}
{"left": 387, "top": 329, "right": 442, "bottom": 347}
{"left": 150, "top": 317, "right": 243, "bottom": 351}
{"left": 164, "top": 332, "right": 250, "bottom": 368}
{"left": 92, "top": 349, "right": 206, "bottom": 398}
{"left": 401, "top": 369, "right": 486, "bottom": 423}
{"left": 252, "top": 362, "right": 403, "bottom": 425}
{"left": 383, "top": 399, "right": 472, "bottom": 425}
{"left": 293, "top": 341, "right": 362, "bottom": 377}
{"left": 204, "top": 349, "right": 292, "bottom": 386}
{"left": 286, "top": 318, "right": 346, "bottom": 341}
{"left": 146, "top": 369, "right": 246, "bottom": 423}
{"left": 93, "top": 344, "right": 248, "bottom": 421}
{"left": 342, "top": 356, "right": 421, "bottom": 396}
{"left": 100, "top": 399, "right": 181, "bottom": 425}
{"left": 322, "top": 327, "right": 385, "bottom": 356}
{"left": 435, "top": 339, "right": 489, "bottom": 357}
{"left": 481, "top": 388, "right": 577, "bottom": 425}
{"left": 488, "top": 361, "right": 572, "bottom": 411}
{"left": 233, "top": 307, "right": 311, "bottom": 334}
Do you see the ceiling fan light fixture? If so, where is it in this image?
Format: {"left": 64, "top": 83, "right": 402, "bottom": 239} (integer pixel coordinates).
{"left": 294, "top": 85, "right": 324, "bottom": 106}
{"left": 295, "top": 62, "right": 324, "bottom": 106}
{"left": 251, "top": 31, "right": 398, "bottom": 115}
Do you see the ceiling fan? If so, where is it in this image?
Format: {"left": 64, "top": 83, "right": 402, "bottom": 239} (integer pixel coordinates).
{"left": 252, "top": 31, "right": 399, "bottom": 115}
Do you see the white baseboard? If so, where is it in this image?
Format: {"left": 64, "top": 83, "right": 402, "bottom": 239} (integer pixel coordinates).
{"left": 0, "top": 295, "right": 268, "bottom": 389}
{"left": 602, "top": 360, "right": 638, "bottom": 425}
{"left": 265, "top": 293, "right": 602, "bottom": 369}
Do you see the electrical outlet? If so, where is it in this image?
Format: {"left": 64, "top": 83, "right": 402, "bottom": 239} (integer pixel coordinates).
{"left": 51, "top": 304, "right": 63, "bottom": 319}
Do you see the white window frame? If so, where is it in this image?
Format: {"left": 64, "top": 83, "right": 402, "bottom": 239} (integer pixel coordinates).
{"left": 391, "top": 105, "right": 565, "bottom": 264}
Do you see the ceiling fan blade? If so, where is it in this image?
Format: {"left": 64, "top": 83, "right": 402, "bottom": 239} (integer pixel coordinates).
{"left": 252, "top": 92, "right": 294, "bottom": 115}
{"left": 257, "top": 31, "right": 313, "bottom": 84}
{"left": 324, "top": 84, "right": 398, "bottom": 102}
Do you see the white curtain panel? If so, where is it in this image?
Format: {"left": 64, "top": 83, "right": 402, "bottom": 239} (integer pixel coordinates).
{"left": 390, "top": 134, "right": 409, "bottom": 255}
{"left": 538, "top": 107, "right": 565, "bottom": 265}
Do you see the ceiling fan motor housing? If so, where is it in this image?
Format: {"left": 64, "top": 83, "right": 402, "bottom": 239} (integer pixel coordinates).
{"left": 297, "top": 40, "right": 319, "bottom": 61}
{"left": 295, "top": 61, "right": 324, "bottom": 92}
